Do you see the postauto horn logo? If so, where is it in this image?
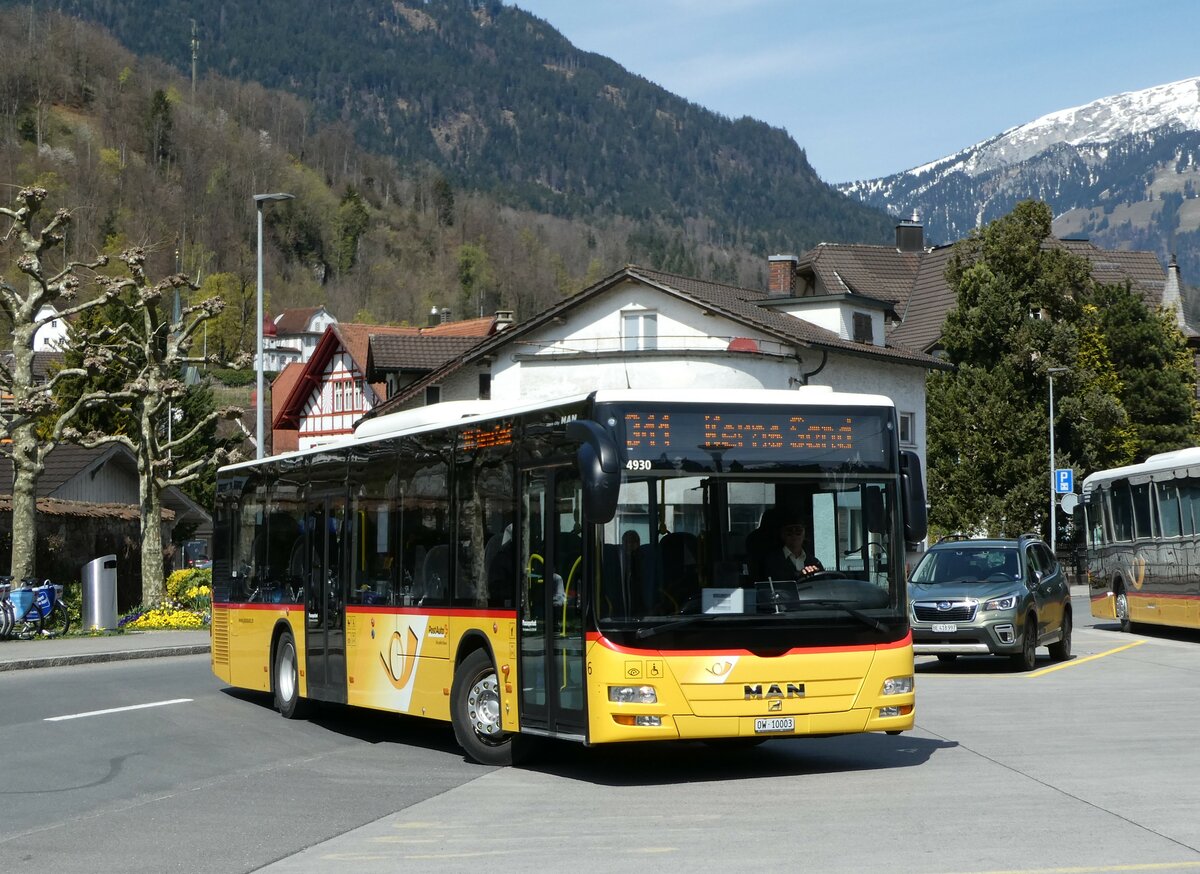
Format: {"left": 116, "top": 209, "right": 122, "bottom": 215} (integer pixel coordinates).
{"left": 380, "top": 627, "right": 420, "bottom": 690}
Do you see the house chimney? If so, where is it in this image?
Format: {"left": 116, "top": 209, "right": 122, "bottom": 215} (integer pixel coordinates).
{"left": 439, "top": 307, "right": 452, "bottom": 324}
{"left": 768, "top": 254, "right": 799, "bottom": 296}
{"left": 428, "top": 306, "right": 440, "bottom": 327}
{"left": 494, "top": 309, "right": 515, "bottom": 330}
{"left": 1162, "top": 253, "right": 1187, "bottom": 332}
{"left": 896, "top": 212, "right": 924, "bottom": 253}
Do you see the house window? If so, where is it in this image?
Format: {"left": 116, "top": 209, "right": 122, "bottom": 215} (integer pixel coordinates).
{"left": 852, "top": 312, "right": 873, "bottom": 344}
{"left": 479, "top": 372, "right": 491, "bottom": 400}
{"left": 1029, "top": 307, "right": 1050, "bottom": 320}
{"left": 425, "top": 385, "right": 441, "bottom": 406}
{"left": 899, "top": 412, "right": 915, "bottom": 446}
{"left": 333, "top": 381, "right": 344, "bottom": 412}
{"left": 622, "top": 310, "right": 658, "bottom": 351}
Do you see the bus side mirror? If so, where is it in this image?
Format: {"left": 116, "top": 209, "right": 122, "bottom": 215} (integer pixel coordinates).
{"left": 567, "top": 420, "right": 620, "bottom": 524}
{"left": 900, "top": 450, "right": 928, "bottom": 544}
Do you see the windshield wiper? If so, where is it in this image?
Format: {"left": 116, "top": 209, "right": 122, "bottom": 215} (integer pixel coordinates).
{"left": 773, "top": 599, "right": 891, "bottom": 632}
{"left": 636, "top": 612, "right": 723, "bottom": 639}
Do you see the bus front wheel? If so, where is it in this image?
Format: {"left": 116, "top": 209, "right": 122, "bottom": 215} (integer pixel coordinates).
{"left": 274, "top": 630, "right": 311, "bottom": 719}
{"left": 451, "top": 649, "right": 514, "bottom": 766}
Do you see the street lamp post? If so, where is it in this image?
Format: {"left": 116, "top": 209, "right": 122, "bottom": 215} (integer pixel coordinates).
{"left": 254, "top": 192, "right": 294, "bottom": 459}
{"left": 1048, "top": 366, "right": 1069, "bottom": 553}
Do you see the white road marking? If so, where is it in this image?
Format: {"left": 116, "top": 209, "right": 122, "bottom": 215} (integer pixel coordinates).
{"left": 44, "top": 698, "right": 193, "bottom": 722}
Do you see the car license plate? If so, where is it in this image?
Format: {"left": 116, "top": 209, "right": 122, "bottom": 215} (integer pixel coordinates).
{"left": 932, "top": 623, "right": 957, "bottom": 633}
{"left": 754, "top": 717, "right": 794, "bottom": 734}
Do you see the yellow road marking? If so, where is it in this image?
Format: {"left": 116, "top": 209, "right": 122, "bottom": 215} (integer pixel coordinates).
{"left": 1026, "top": 640, "right": 1146, "bottom": 677}
{"left": 917, "top": 641, "right": 1147, "bottom": 678}
{"left": 935, "top": 862, "right": 1200, "bottom": 873}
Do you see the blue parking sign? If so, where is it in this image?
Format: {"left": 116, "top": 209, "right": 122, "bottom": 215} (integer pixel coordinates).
{"left": 1055, "top": 468, "right": 1073, "bottom": 494}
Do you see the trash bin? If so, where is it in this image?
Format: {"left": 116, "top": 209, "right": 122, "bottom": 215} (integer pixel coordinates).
{"left": 82, "top": 554, "right": 118, "bottom": 630}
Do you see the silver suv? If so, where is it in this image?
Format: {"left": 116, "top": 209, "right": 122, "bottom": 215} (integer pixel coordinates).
{"left": 909, "top": 535, "right": 1071, "bottom": 671}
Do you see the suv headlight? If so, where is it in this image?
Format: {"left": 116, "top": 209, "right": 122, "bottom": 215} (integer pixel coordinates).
{"left": 983, "top": 593, "right": 1019, "bottom": 611}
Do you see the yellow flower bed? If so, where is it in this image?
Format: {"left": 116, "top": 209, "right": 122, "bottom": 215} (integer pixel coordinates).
{"left": 125, "top": 605, "right": 206, "bottom": 630}
{"left": 120, "top": 569, "right": 213, "bottom": 630}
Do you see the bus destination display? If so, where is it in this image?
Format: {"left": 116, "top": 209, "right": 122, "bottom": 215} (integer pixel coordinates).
{"left": 621, "top": 408, "right": 887, "bottom": 467}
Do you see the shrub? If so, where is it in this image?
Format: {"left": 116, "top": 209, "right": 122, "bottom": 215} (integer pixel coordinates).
{"left": 167, "top": 567, "right": 211, "bottom": 601}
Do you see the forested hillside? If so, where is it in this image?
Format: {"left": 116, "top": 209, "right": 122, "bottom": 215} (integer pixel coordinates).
{"left": 0, "top": 9, "right": 659, "bottom": 352}
{"left": 24, "top": 0, "right": 894, "bottom": 254}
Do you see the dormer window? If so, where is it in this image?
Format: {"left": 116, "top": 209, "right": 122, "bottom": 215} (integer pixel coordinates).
{"left": 852, "top": 312, "right": 873, "bottom": 344}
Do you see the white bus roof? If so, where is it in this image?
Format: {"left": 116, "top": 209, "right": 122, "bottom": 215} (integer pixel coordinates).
{"left": 1082, "top": 446, "right": 1200, "bottom": 491}
{"left": 221, "top": 386, "right": 896, "bottom": 474}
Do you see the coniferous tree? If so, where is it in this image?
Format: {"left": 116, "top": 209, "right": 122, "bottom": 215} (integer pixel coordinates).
{"left": 926, "top": 200, "right": 1196, "bottom": 541}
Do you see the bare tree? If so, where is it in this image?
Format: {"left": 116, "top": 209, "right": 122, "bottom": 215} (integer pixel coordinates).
{"left": 0, "top": 186, "right": 122, "bottom": 581}
{"left": 63, "top": 247, "right": 241, "bottom": 604}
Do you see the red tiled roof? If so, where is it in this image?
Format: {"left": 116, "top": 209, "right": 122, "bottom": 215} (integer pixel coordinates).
{"left": 274, "top": 307, "right": 325, "bottom": 334}
{"left": 422, "top": 315, "right": 496, "bottom": 337}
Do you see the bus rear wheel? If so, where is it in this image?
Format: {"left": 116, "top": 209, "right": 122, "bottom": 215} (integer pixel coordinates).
{"left": 1115, "top": 584, "right": 1132, "bottom": 633}
{"left": 451, "top": 649, "right": 514, "bottom": 766}
{"left": 273, "top": 630, "right": 311, "bottom": 719}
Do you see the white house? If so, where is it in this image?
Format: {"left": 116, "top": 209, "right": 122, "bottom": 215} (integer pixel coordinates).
{"left": 260, "top": 306, "right": 339, "bottom": 372}
{"left": 32, "top": 304, "right": 68, "bottom": 351}
{"left": 366, "top": 264, "right": 948, "bottom": 473}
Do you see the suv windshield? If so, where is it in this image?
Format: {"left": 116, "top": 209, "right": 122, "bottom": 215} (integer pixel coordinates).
{"left": 910, "top": 546, "right": 1021, "bottom": 584}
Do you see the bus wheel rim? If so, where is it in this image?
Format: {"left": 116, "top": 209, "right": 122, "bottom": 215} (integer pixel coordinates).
{"left": 466, "top": 673, "right": 502, "bottom": 739}
{"left": 1116, "top": 592, "right": 1128, "bottom": 622}
{"left": 278, "top": 643, "right": 296, "bottom": 702}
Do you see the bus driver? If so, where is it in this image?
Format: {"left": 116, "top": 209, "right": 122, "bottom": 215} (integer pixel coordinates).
{"left": 759, "top": 516, "right": 823, "bottom": 580}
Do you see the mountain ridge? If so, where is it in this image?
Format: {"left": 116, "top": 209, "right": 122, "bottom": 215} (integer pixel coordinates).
{"left": 27, "top": 0, "right": 894, "bottom": 256}
{"left": 837, "top": 76, "right": 1200, "bottom": 282}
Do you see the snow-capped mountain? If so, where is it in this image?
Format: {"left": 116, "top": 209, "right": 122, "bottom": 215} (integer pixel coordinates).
{"left": 837, "top": 77, "right": 1200, "bottom": 280}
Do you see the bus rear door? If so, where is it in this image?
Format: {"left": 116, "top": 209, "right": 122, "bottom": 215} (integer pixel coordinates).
{"left": 304, "top": 484, "right": 349, "bottom": 704}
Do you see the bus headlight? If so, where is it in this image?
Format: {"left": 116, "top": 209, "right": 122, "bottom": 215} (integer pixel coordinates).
{"left": 609, "top": 685, "right": 657, "bottom": 704}
{"left": 882, "top": 676, "right": 913, "bottom": 695}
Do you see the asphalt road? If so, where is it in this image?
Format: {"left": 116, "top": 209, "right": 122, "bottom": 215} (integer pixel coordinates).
{"left": 4, "top": 591, "right": 1200, "bottom": 873}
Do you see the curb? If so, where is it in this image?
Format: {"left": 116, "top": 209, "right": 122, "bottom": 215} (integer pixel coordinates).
{"left": 0, "top": 644, "right": 210, "bottom": 672}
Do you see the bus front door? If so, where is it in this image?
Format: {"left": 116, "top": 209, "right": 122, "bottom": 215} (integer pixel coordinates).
{"left": 304, "top": 493, "right": 347, "bottom": 704}
{"left": 518, "top": 467, "right": 586, "bottom": 739}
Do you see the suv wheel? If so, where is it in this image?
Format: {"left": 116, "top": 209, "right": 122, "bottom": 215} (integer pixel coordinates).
{"left": 1010, "top": 616, "right": 1037, "bottom": 672}
{"left": 1048, "top": 609, "right": 1072, "bottom": 661}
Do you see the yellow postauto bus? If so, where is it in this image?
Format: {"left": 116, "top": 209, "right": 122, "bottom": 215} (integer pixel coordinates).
{"left": 211, "top": 388, "right": 926, "bottom": 764}
{"left": 1082, "top": 447, "right": 1200, "bottom": 632}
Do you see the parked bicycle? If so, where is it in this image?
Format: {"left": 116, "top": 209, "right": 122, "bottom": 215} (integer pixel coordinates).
{"left": 0, "top": 577, "right": 70, "bottom": 640}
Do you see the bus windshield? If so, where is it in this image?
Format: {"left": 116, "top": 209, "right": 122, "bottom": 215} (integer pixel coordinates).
{"left": 595, "top": 470, "right": 903, "bottom": 640}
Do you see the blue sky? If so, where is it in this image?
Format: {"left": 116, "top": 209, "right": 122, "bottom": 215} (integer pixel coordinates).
{"left": 508, "top": 0, "right": 1200, "bottom": 183}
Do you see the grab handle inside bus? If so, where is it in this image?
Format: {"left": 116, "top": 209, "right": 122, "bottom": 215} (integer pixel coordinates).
{"left": 566, "top": 419, "right": 620, "bottom": 523}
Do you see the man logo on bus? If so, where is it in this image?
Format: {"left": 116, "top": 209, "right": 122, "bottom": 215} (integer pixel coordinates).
{"left": 744, "top": 683, "right": 805, "bottom": 699}
{"left": 380, "top": 627, "right": 420, "bottom": 690}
